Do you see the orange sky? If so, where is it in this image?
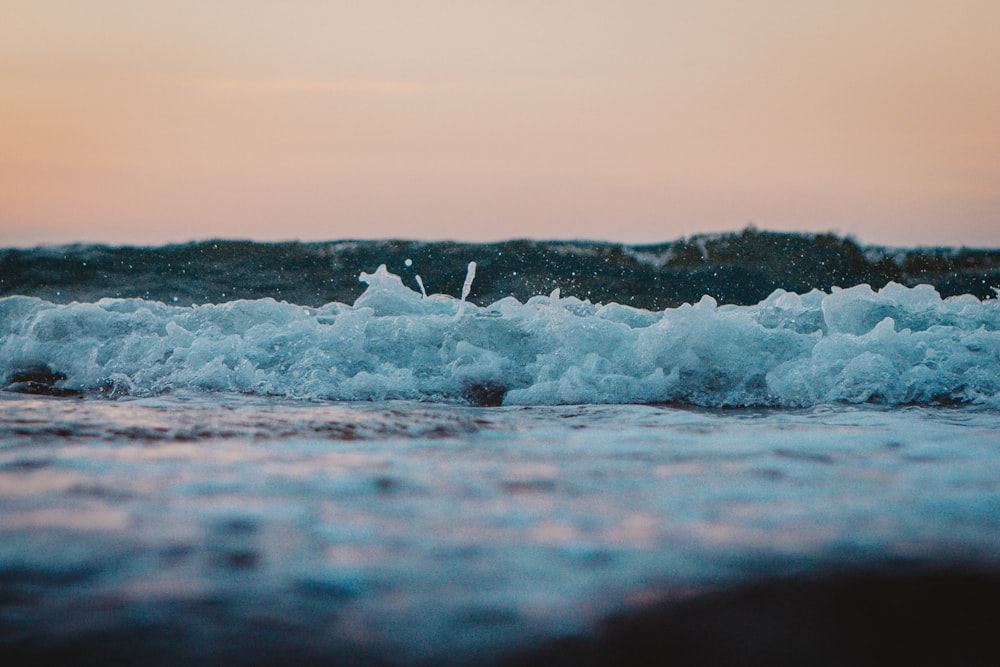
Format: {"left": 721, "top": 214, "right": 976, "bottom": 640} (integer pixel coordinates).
{"left": 2, "top": 0, "right": 999, "bottom": 247}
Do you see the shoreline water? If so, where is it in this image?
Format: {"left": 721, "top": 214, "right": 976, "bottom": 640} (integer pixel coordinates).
{"left": 3, "top": 399, "right": 999, "bottom": 664}
{"left": 4, "top": 563, "right": 999, "bottom": 666}
{"left": 2, "top": 230, "right": 999, "bottom": 664}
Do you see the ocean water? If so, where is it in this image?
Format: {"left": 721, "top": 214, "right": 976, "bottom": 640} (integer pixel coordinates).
{"left": 1, "top": 238, "right": 999, "bottom": 664}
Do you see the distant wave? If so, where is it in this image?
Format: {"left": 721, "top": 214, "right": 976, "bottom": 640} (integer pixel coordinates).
{"left": 2, "top": 262, "right": 998, "bottom": 408}
{"left": 2, "top": 229, "right": 998, "bottom": 308}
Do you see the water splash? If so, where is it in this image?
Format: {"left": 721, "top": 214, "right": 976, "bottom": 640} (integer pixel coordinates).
{"left": 461, "top": 262, "right": 477, "bottom": 302}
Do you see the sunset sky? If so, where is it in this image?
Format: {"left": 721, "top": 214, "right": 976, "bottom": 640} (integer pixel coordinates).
{"left": 2, "top": 0, "right": 999, "bottom": 247}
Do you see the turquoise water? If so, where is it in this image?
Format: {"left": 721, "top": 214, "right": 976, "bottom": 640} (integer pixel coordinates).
{"left": 2, "top": 238, "right": 998, "bottom": 663}
{"left": 2, "top": 394, "right": 998, "bottom": 663}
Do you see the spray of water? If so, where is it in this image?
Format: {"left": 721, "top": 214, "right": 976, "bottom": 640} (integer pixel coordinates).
{"left": 461, "top": 262, "right": 477, "bottom": 302}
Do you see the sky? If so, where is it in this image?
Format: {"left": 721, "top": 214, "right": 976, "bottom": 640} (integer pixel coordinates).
{"left": 2, "top": 0, "right": 999, "bottom": 248}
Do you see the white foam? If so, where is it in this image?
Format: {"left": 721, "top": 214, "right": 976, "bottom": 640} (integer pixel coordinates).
{"left": 1, "top": 271, "right": 998, "bottom": 407}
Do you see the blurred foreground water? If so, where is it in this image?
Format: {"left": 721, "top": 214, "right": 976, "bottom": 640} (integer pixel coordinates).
{"left": 2, "top": 395, "right": 999, "bottom": 664}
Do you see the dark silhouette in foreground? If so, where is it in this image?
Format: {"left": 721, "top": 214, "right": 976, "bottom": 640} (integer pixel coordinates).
{"left": 506, "top": 565, "right": 1000, "bottom": 667}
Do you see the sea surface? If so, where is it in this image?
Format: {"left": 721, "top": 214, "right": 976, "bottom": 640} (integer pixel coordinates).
{"left": 1, "top": 234, "right": 999, "bottom": 664}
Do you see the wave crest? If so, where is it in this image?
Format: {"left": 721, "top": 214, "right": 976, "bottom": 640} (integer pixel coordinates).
{"left": 2, "top": 268, "right": 998, "bottom": 408}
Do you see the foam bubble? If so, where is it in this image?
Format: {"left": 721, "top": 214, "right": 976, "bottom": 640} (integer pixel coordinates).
{"left": 1, "top": 273, "right": 997, "bottom": 408}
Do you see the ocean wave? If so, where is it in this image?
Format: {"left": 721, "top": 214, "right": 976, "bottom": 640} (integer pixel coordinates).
{"left": 2, "top": 265, "right": 998, "bottom": 408}
{"left": 3, "top": 230, "right": 999, "bottom": 309}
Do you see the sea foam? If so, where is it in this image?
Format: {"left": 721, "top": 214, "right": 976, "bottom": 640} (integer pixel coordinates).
{"left": 1, "top": 266, "right": 998, "bottom": 407}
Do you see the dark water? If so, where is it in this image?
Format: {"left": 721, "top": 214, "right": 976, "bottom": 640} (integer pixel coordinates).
{"left": 3, "top": 229, "right": 998, "bottom": 308}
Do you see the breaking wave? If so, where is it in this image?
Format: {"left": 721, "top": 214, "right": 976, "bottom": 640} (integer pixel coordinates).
{"left": 2, "top": 264, "right": 998, "bottom": 408}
